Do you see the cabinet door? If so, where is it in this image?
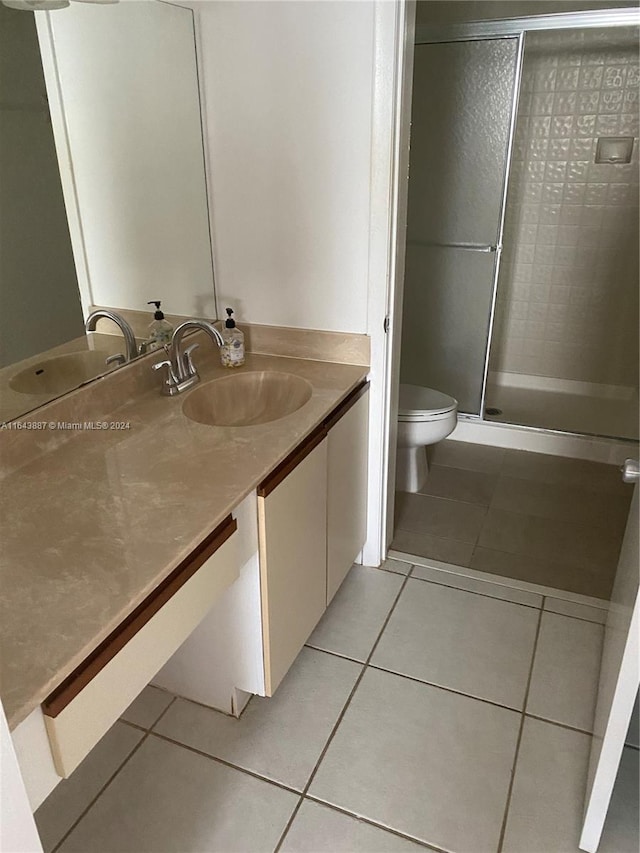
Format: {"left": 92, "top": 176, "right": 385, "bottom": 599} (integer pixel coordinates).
{"left": 327, "top": 390, "right": 369, "bottom": 603}
{"left": 258, "top": 438, "right": 327, "bottom": 695}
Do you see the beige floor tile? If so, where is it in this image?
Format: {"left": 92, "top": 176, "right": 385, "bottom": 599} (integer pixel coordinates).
{"left": 470, "top": 546, "right": 613, "bottom": 599}
{"left": 411, "top": 563, "right": 543, "bottom": 607}
{"left": 527, "top": 612, "right": 604, "bottom": 732}
{"left": 395, "top": 492, "right": 486, "bottom": 543}
{"left": 35, "top": 722, "right": 144, "bottom": 852}
{"left": 478, "top": 508, "right": 622, "bottom": 576}
{"left": 418, "top": 464, "right": 498, "bottom": 505}
{"left": 378, "top": 557, "right": 412, "bottom": 575}
{"left": 121, "top": 685, "right": 174, "bottom": 730}
{"left": 429, "top": 439, "right": 506, "bottom": 473}
{"left": 280, "top": 800, "right": 426, "bottom": 852}
{"left": 544, "top": 597, "right": 608, "bottom": 625}
{"left": 307, "top": 565, "right": 403, "bottom": 661}
{"left": 502, "top": 718, "right": 639, "bottom": 853}
{"left": 491, "top": 475, "right": 632, "bottom": 536}
{"left": 371, "top": 578, "right": 538, "bottom": 708}
{"left": 309, "top": 667, "right": 520, "bottom": 853}
{"left": 391, "top": 528, "right": 474, "bottom": 565}
{"left": 155, "top": 647, "right": 361, "bottom": 790}
{"left": 501, "top": 449, "right": 631, "bottom": 494}
{"left": 58, "top": 736, "right": 298, "bottom": 853}
{"left": 502, "top": 718, "right": 590, "bottom": 853}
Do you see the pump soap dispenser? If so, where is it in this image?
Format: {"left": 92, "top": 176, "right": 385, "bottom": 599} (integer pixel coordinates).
{"left": 147, "top": 301, "right": 173, "bottom": 351}
{"left": 220, "top": 308, "right": 245, "bottom": 367}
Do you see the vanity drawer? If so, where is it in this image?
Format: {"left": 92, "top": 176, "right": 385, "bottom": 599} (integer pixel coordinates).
{"left": 42, "top": 515, "right": 238, "bottom": 777}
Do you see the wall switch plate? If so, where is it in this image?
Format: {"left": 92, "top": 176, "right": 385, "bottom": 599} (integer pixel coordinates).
{"left": 595, "top": 137, "right": 634, "bottom": 164}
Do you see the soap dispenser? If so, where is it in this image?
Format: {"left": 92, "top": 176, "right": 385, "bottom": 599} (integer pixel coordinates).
{"left": 146, "top": 301, "right": 173, "bottom": 351}
{"left": 220, "top": 308, "right": 245, "bottom": 367}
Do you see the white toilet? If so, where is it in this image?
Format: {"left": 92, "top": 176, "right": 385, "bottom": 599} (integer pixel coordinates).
{"left": 396, "top": 384, "right": 458, "bottom": 492}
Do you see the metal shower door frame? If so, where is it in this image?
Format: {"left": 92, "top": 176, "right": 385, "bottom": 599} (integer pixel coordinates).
{"left": 415, "top": 6, "right": 640, "bottom": 424}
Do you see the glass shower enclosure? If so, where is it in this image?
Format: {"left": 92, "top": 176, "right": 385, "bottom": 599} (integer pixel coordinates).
{"left": 403, "top": 7, "right": 639, "bottom": 441}
{"left": 400, "top": 37, "right": 521, "bottom": 415}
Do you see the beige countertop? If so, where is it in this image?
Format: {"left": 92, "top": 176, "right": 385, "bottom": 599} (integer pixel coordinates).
{"left": 0, "top": 351, "right": 367, "bottom": 730}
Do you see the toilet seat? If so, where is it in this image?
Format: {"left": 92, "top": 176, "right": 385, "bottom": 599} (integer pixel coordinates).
{"left": 398, "top": 384, "right": 457, "bottom": 422}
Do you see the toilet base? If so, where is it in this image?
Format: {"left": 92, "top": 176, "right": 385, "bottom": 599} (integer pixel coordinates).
{"left": 396, "top": 445, "right": 429, "bottom": 493}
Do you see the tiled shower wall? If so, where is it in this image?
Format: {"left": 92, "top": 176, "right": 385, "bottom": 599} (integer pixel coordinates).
{"left": 490, "top": 27, "right": 639, "bottom": 388}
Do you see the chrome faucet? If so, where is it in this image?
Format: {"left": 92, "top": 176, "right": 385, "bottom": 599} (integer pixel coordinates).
{"left": 152, "top": 320, "right": 224, "bottom": 396}
{"left": 85, "top": 310, "right": 138, "bottom": 363}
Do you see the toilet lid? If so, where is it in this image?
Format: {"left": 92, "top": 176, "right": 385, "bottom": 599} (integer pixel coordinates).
{"left": 398, "top": 384, "right": 457, "bottom": 418}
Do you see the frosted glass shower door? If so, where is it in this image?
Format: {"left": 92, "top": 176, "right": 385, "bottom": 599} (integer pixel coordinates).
{"left": 401, "top": 37, "right": 519, "bottom": 414}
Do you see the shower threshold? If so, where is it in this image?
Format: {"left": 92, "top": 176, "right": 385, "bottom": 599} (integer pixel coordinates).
{"left": 484, "top": 374, "right": 639, "bottom": 442}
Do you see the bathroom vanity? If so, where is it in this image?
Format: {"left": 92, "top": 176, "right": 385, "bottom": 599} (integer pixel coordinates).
{"left": 1, "top": 344, "right": 369, "bottom": 808}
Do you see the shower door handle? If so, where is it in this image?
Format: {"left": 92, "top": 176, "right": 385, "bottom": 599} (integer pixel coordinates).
{"left": 620, "top": 459, "right": 640, "bottom": 484}
{"left": 408, "top": 240, "right": 498, "bottom": 253}
{"left": 445, "top": 242, "right": 498, "bottom": 253}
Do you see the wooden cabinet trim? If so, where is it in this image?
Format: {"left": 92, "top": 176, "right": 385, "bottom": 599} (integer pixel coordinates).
{"left": 42, "top": 514, "right": 237, "bottom": 719}
{"left": 257, "top": 380, "right": 369, "bottom": 498}
{"left": 257, "top": 425, "right": 325, "bottom": 498}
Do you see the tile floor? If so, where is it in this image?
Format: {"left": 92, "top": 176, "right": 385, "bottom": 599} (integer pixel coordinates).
{"left": 35, "top": 561, "right": 639, "bottom": 853}
{"left": 392, "top": 440, "right": 635, "bottom": 599}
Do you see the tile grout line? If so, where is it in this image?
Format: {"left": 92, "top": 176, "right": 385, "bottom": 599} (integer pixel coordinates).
{"left": 400, "top": 486, "right": 495, "bottom": 511}
{"left": 406, "top": 573, "right": 542, "bottom": 610}
{"left": 304, "top": 643, "right": 367, "bottom": 664}
{"left": 394, "top": 521, "right": 478, "bottom": 548}
{"left": 304, "top": 644, "right": 607, "bottom": 735}
{"left": 303, "top": 795, "right": 449, "bottom": 853}
{"left": 365, "top": 663, "right": 524, "bottom": 715}
{"left": 119, "top": 719, "right": 147, "bottom": 734}
{"left": 522, "top": 713, "right": 596, "bottom": 738}
{"left": 408, "top": 574, "right": 611, "bottom": 625}
{"left": 50, "top": 696, "right": 178, "bottom": 853}
{"left": 391, "top": 548, "right": 610, "bottom": 611}
{"left": 272, "top": 570, "right": 415, "bottom": 853}
{"left": 148, "top": 730, "right": 304, "bottom": 796}
{"left": 540, "top": 611, "right": 608, "bottom": 627}
{"left": 50, "top": 733, "right": 151, "bottom": 853}
{"left": 496, "top": 597, "right": 546, "bottom": 853}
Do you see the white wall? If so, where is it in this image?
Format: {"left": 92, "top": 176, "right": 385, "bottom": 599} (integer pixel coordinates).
{"left": 196, "top": 0, "right": 376, "bottom": 334}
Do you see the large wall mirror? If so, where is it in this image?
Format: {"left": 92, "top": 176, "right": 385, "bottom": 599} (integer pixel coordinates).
{"left": 0, "top": 0, "right": 217, "bottom": 423}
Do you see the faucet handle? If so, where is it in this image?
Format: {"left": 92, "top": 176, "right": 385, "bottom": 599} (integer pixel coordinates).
{"left": 152, "top": 359, "right": 180, "bottom": 391}
{"left": 105, "top": 353, "right": 126, "bottom": 367}
{"left": 183, "top": 343, "right": 200, "bottom": 379}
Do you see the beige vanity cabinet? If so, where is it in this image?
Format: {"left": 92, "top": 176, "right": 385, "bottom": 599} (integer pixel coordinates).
{"left": 41, "top": 515, "right": 239, "bottom": 778}
{"left": 326, "top": 385, "right": 369, "bottom": 603}
{"left": 257, "top": 433, "right": 328, "bottom": 695}
{"left": 258, "top": 382, "right": 369, "bottom": 695}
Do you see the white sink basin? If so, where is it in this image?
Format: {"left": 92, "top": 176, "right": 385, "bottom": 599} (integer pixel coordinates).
{"left": 182, "top": 371, "right": 313, "bottom": 427}
{"left": 9, "top": 351, "right": 113, "bottom": 396}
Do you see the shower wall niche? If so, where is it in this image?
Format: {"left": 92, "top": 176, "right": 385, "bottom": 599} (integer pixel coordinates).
{"left": 487, "top": 27, "right": 639, "bottom": 439}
